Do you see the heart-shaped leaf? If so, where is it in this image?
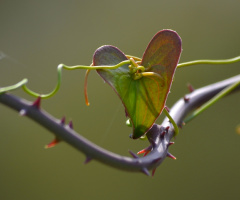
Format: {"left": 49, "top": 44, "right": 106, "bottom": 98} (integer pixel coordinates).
{"left": 93, "top": 30, "right": 182, "bottom": 139}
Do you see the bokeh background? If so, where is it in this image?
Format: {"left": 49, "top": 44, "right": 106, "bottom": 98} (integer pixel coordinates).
{"left": 0, "top": 1, "right": 240, "bottom": 199}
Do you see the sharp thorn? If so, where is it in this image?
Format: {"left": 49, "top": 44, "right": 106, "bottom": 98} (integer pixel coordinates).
{"left": 152, "top": 168, "right": 157, "bottom": 177}
{"left": 68, "top": 120, "right": 73, "bottom": 129}
{"left": 160, "top": 131, "right": 166, "bottom": 139}
{"left": 84, "top": 156, "right": 92, "bottom": 164}
{"left": 141, "top": 168, "right": 150, "bottom": 176}
{"left": 45, "top": 137, "right": 60, "bottom": 149}
{"left": 165, "top": 106, "right": 170, "bottom": 112}
{"left": 137, "top": 145, "right": 152, "bottom": 156}
{"left": 128, "top": 150, "right": 139, "bottom": 158}
{"left": 167, "top": 142, "right": 175, "bottom": 147}
{"left": 187, "top": 83, "right": 195, "bottom": 93}
{"left": 165, "top": 126, "right": 170, "bottom": 132}
{"left": 167, "top": 152, "right": 176, "bottom": 160}
{"left": 32, "top": 96, "right": 41, "bottom": 109}
{"left": 19, "top": 109, "right": 27, "bottom": 116}
{"left": 60, "top": 116, "right": 66, "bottom": 125}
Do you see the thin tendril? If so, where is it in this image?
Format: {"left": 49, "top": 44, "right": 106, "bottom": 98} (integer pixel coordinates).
{"left": 177, "top": 56, "right": 240, "bottom": 68}
{"left": 1, "top": 60, "right": 131, "bottom": 99}
{"left": 163, "top": 108, "right": 179, "bottom": 136}
{"left": 184, "top": 81, "right": 240, "bottom": 123}
{"left": 0, "top": 79, "right": 28, "bottom": 93}
{"left": 126, "top": 55, "right": 142, "bottom": 61}
{"left": 84, "top": 69, "right": 91, "bottom": 106}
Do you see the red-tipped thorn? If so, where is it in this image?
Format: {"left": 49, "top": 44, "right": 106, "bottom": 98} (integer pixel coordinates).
{"left": 187, "top": 83, "right": 195, "bottom": 93}
{"left": 165, "top": 106, "right": 170, "bottom": 112}
{"left": 165, "top": 126, "right": 170, "bottom": 132}
{"left": 137, "top": 145, "right": 152, "bottom": 156}
{"left": 167, "top": 152, "right": 176, "bottom": 160}
{"left": 45, "top": 137, "right": 60, "bottom": 149}
{"left": 68, "top": 120, "right": 73, "bottom": 129}
{"left": 141, "top": 168, "right": 150, "bottom": 176}
{"left": 84, "top": 156, "right": 92, "bottom": 164}
{"left": 161, "top": 131, "right": 166, "bottom": 138}
{"left": 152, "top": 168, "right": 157, "bottom": 176}
{"left": 129, "top": 150, "right": 139, "bottom": 158}
{"left": 19, "top": 109, "right": 27, "bottom": 116}
{"left": 60, "top": 116, "right": 66, "bottom": 125}
{"left": 183, "top": 96, "right": 190, "bottom": 102}
{"left": 32, "top": 96, "right": 41, "bottom": 109}
{"left": 167, "top": 142, "right": 175, "bottom": 147}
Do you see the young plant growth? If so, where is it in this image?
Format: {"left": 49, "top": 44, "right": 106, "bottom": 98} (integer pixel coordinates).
{"left": 0, "top": 29, "right": 239, "bottom": 176}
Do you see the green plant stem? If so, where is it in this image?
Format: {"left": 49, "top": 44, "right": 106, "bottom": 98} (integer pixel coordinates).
{"left": 184, "top": 80, "right": 240, "bottom": 123}
{"left": 177, "top": 56, "right": 240, "bottom": 68}
{"left": 0, "top": 79, "right": 28, "bottom": 93}
{"left": 1, "top": 60, "right": 131, "bottom": 99}
{"left": 163, "top": 108, "right": 179, "bottom": 136}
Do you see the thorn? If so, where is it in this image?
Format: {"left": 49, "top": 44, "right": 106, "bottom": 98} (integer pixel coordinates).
{"left": 128, "top": 150, "right": 139, "bottom": 158}
{"left": 60, "top": 116, "right": 65, "bottom": 125}
{"left": 68, "top": 120, "right": 73, "bottom": 129}
{"left": 165, "top": 126, "right": 170, "bottom": 132}
{"left": 137, "top": 145, "right": 152, "bottom": 156}
{"left": 167, "top": 142, "right": 175, "bottom": 147}
{"left": 141, "top": 168, "right": 150, "bottom": 176}
{"left": 183, "top": 96, "right": 190, "bottom": 102}
{"left": 84, "top": 156, "right": 92, "bottom": 164}
{"left": 165, "top": 106, "right": 170, "bottom": 112}
{"left": 167, "top": 152, "right": 176, "bottom": 160}
{"left": 187, "top": 83, "right": 195, "bottom": 93}
{"left": 160, "top": 131, "right": 166, "bottom": 139}
{"left": 32, "top": 96, "right": 41, "bottom": 109}
{"left": 19, "top": 109, "right": 27, "bottom": 116}
{"left": 45, "top": 137, "right": 60, "bottom": 149}
{"left": 152, "top": 168, "right": 157, "bottom": 176}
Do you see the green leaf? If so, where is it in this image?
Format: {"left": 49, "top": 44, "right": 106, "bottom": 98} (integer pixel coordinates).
{"left": 93, "top": 30, "right": 182, "bottom": 139}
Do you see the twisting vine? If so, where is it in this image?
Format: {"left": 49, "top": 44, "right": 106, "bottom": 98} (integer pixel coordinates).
{"left": 0, "top": 75, "right": 239, "bottom": 175}
{"left": 0, "top": 29, "right": 239, "bottom": 176}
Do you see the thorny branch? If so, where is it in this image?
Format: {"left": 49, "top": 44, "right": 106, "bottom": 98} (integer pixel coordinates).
{"left": 0, "top": 75, "right": 239, "bottom": 176}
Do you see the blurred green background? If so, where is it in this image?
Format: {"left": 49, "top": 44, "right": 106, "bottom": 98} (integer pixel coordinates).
{"left": 0, "top": 0, "right": 240, "bottom": 199}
